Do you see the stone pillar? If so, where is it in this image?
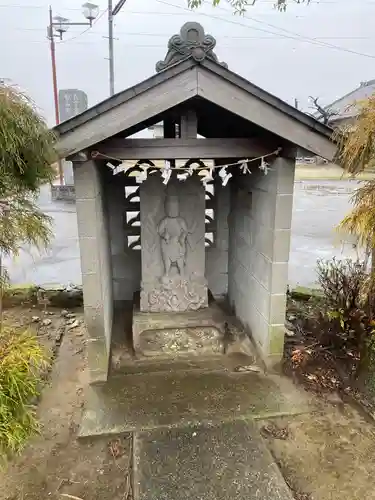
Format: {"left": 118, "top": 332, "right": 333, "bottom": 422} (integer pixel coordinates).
{"left": 228, "top": 154, "right": 295, "bottom": 368}
{"left": 63, "top": 159, "right": 74, "bottom": 185}
{"left": 73, "top": 159, "right": 114, "bottom": 383}
{"left": 205, "top": 182, "right": 230, "bottom": 298}
{"left": 139, "top": 174, "right": 208, "bottom": 313}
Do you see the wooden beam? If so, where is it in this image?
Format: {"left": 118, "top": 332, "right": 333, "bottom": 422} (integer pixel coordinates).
{"left": 197, "top": 67, "right": 337, "bottom": 161}
{"left": 95, "top": 137, "right": 278, "bottom": 160}
{"left": 163, "top": 118, "right": 177, "bottom": 138}
{"left": 180, "top": 109, "right": 198, "bottom": 138}
{"left": 56, "top": 68, "right": 198, "bottom": 158}
{"left": 67, "top": 151, "right": 88, "bottom": 162}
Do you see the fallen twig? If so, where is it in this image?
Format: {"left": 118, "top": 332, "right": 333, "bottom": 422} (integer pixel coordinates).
{"left": 60, "top": 494, "right": 84, "bottom": 500}
{"left": 123, "top": 435, "right": 133, "bottom": 500}
{"left": 56, "top": 478, "right": 65, "bottom": 492}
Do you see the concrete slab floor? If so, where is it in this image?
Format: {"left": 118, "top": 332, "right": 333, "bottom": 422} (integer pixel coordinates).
{"left": 133, "top": 420, "right": 294, "bottom": 500}
{"left": 79, "top": 370, "right": 313, "bottom": 438}
{"left": 4, "top": 180, "right": 362, "bottom": 289}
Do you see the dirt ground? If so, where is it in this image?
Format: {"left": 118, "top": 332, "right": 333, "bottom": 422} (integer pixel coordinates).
{"left": 0, "top": 306, "right": 132, "bottom": 500}
{"left": 260, "top": 402, "right": 375, "bottom": 500}
{"left": 1, "top": 305, "right": 375, "bottom": 500}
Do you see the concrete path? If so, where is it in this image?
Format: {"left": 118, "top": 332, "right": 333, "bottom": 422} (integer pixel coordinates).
{"left": 79, "top": 369, "right": 311, "bottom": 499}
{"left": 134, "top": 420, "right": 294, "bottom": 500}
{"left": 3, "top": 180, "right": 361, "bottom": 288}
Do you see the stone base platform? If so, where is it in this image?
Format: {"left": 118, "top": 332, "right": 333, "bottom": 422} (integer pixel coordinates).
{"left": 79, "top": 370, "right": 313, "bottom": 438}
{"left": 132, "top": 299, "right": 226, "bottom": 357}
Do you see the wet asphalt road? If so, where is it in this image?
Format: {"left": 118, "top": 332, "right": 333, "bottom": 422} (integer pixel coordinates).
{"left": 3, "top": 180, "right": 362, "bottom": 289}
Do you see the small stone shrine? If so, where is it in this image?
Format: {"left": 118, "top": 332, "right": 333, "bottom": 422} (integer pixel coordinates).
{"left": 134, "top": 174, "right": 221, "bottom": 357}
{"left": 53, "top": 22, "right": 336, "bottom": 383}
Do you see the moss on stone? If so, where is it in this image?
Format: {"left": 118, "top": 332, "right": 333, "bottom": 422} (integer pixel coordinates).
{"left": 2, "top": 286, "right": 38, "bottom": 307}
{"left": 269, "top": 325, "right": 286, "bottom": 356}
{"left": 289, "top": 286, "right": 323, "bottom": 302}
{"left": 2, "top": 285, "right": 83, "bottom": 309}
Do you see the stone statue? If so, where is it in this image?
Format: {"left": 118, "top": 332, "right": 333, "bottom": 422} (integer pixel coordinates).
{"left": 158, "top": 193, "right": 188, "bottom": 277}
{"left": 139, "top": 176, "right": 208, "bottom": 313}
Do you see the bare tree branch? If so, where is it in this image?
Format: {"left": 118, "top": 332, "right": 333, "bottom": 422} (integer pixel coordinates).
{"left": 309, "top": 96, "right": 338, "bottom": 125}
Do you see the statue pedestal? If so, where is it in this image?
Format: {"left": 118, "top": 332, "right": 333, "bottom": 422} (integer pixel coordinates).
{"left": 140, "top": 276, "right": 208, "bottom": 313}
{"left": 132, "top": 295, "right": 226, "bottom": 357}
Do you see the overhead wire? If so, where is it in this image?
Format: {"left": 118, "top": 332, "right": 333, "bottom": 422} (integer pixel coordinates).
{"left": 155, "top": 0, "right": 375, "bottom": 59}
{"left": 203, "top": 0, "right": 375, "bottom": 59}
{"left": 2, "top": 0, "right": 375, "bottom": 7}
{"left": 1, "top": 0, "right": 375, "bottom": 59}
{"left": 10, "top": 27, "right": 375, "bottom": 41}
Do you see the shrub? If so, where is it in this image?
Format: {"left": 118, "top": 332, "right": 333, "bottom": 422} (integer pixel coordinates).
{"left": 316, "top": 258, "right": 375, "bottom": 379}
{"left": 0, "top": 327, "right": 49, "bottom": 459}
{"left": 316, "top": 257, "right": 369, "bottom": 327}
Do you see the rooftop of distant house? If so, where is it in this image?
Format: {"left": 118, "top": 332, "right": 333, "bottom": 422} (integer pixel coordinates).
{"left": 327, "top": 79, "right": 375, "bottom": 122}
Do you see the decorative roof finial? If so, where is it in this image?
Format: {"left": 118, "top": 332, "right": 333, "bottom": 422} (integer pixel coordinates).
{"left": 156, "top": 22, "right": 228, "bottom": 73}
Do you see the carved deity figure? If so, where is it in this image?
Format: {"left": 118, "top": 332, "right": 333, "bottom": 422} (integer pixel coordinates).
{"left": 158, "top": 194, "right": 188, "bottom": 277}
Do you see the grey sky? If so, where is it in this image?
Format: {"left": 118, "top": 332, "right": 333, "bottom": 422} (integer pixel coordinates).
{"left": 1, "top": 0, "right": 374, "bottom": 125}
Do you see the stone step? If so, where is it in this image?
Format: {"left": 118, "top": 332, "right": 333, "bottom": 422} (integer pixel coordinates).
{"left": 79, "top": 370, "right": 313, "bottom": 438}
{"left": 111, "top": 350, "right": 262, "bottom": 376}
{"left": 132, "top": 419, "right": 294, "bottom": 500}
{"left": 111, "top": 354, "right": 235, "bottom": 375}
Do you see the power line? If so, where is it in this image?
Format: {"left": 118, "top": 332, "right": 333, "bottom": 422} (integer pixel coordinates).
{"left": 1, "top": 0, "right": 375, "bottom": 8}
{"left": 4, "top": 40, "right": 375, "bottom": 51}
{"left": 2, "top": 0, "right": 375, "bottom": 59}
{"left": 0, "top": 40, "right": 315, "bottom": 47}
{"left": 155, "top": 0, "right": 375, "bottom": 59}
{"left": 2, "top": 0, "right": 375, "bottom": 6}
{"left": 10, "top": 27, "right": 375, "bottom": 41}
{"left": 205, "top": 0, "right": 375, "bottom": 59}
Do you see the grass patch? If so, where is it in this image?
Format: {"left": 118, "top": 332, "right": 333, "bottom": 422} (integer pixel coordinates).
{"left": 0, "top": 326, "right": 50, "bottom": 461}
{"left": 295, "top": 164, "right": 375, "bottom": 181}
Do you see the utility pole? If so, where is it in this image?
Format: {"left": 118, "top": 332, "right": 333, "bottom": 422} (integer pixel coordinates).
{"left": 49, "top": 6, "right": 60, "bottom": 129}
{"left": 107, "top": 0, "right": 128, "bottom": 96}
{"left": 48, "top": 6, "right": 63, "bottom": 185}
{"left": 108, "top": 0, "right": 115, "bottom": 96}
{"left": 47, "top": 3, "right": 99, "bottom": 185}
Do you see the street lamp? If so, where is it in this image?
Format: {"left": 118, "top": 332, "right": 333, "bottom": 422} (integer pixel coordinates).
{"left": 82, "top": 2, "right": 100, "bottom": 24}
{"left": 52, "top": 16, "right": 69, "bottom": 39}
{"left": 47, "top": 3, "right": 98, "bottom": 184}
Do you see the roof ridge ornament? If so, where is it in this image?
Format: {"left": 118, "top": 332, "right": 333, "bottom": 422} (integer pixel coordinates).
{"left": 156, "top": 22, "right": 228, "bottom": 73}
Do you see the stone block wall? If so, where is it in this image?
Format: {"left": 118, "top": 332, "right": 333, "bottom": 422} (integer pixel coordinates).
{"left": 103, "top": 169, "right": 141, "bottom": 301}
{"left": 73, "top": 160, "right": 114, "bottom": 382}
{"left": 228, "top": 156, "right": 295, "bottom": 367}
{"left": 205, "top": 182, "right": 230, "bottom": 298}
